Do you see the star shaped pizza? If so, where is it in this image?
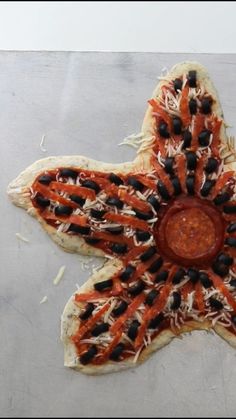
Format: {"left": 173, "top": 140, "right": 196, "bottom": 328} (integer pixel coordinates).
{"left": 7, "top": 61, "right": 236, "bottom": 375}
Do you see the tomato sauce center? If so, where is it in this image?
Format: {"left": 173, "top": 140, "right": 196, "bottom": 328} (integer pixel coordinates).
{"left": 155, "top": 196, "right": 225, "bottom": 267}
{"left": 165, "top": 208, "right": 216, "bottom": 259}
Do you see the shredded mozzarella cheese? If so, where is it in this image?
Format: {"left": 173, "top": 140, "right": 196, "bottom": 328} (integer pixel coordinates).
{"left": 39, "top": 134, "right": 47, "bottom": 152}
{"left": 39, "top": 296, "right": 48, "bottom": 304}
{"left": 53, "top": 265, "right": 66, "bottom": 285}
{"left": 15, "top": 233, "right": 30, "bottom": 243}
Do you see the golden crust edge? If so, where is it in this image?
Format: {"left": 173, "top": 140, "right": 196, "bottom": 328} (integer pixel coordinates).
{"left": 62, "top": 317, "right": 212, "bottom": 375}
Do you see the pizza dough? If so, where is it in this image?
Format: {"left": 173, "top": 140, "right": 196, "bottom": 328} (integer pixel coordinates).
{"left": 7, "top": 61, "right": 236, "bottom": 374}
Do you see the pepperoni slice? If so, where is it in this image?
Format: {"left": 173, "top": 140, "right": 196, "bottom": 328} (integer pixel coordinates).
{"left": 155, "top": 196, "right": 225, "bottom": 267}
{"left": 148, "top": 99, "right": 172, "bottom": 132}
{"left": 165, "top": 208, "right": 216, "bottom": 259}
{"left": 191, "top": 114, "right": 205, "bottom": 151}
{"left": 194, "top": 282, "right": 205, "bottom": 312}
{"left": 33, "top": 183, "right": 78, "bottom": 208}
{"left": 180, "top": 85, "right": 191, "bottom": 126}
{"left": 104, "top": 213, "right": 150, "bottom": 231}
{"left": 118, "top": 189, "right": 150, "bottom": 212}
{"left": 211, "top": 171, "right": 234, "bottom": 199}
{"left": 50, "top": 181, "right": 96, "bottom": 200}
{"left": 175, "top": 155, "right": 187, "bottom": 194}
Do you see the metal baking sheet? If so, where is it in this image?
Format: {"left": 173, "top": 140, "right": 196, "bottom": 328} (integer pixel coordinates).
{"left": 1, "top": 52, "right": 236, "bottom": 418}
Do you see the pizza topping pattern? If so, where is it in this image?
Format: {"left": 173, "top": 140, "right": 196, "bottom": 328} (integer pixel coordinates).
{"left": 7, "top": 62, "right": 236, "bottom": 373}
{"left": 26, "top": 67, "right": 236, "bottom": 367}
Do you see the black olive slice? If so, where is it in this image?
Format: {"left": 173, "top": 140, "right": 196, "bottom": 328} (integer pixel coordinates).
{"left": 164, "top": 157, "right": 174, "bottom": 175}
{"left": 106, "top": 197, "right": 124, "bottom": 209}
{"left": 112, "top": 300, "right": 128, "bottom": 317}
{"left": 186, "top": 175, "right": 195, "bottom": 195}
{"left": 170, "top": 292, "right": 181, "bottom": 310}
{"left": 111, "top": 243, "right": 128, "bottom": 254}
{"left": 119, "top": 265, "right": 135, "bottom": 281}
{"left": 69, "top": 224, "right": 91, "bottom": 235}
{"left": 128, "top": 280, "right": 145, "bottom": 296}
{"left": 35, "top": 195, "right": 50, "bottom": 207}
{"left": 145, "top": 289, "right": 159, "bottom": 306}
{"left": 205, "top": 158, "right": 218, "bottom": 174}
{"left": 216, "top": 253, "right": 233, "bottom": 266}
{"left": 200, "top": 179, "right": 216, "bottom": 197}
{"left": 79, "top": 303, "right": 95, "bottom": 321}
{"left": 209, "top": 298, "right": 223, "bottom": 310}
{"left": 189, "top": 98, "right": 197, "bottom": 115}
{"left": 229, "top": 279, "right": 236, "bottom": 288}
{"left": 136, "top": 230, "right": 151, "bottom": 242}
{"left": 172, "top": 268, "right": 185, "bottom": 284}
{"left": 147, "top": 195, "right": 160, "bottom": 211}
{"left": 157, "top": 180, "right": 171, "bottom": 201}
{"left": 148, "top": 256, "right": 163, "bottom": 274}
{"left": 188, "top": 70, "right": 197, "bottom": 87}
{"left": 158, "top": 122, "right": 170, "bottom": 138}
{"left": 171, "top": 176, "right": 182, "bottom": 196}
{"left": 38, "top": 174, "right": 53, "bottom": 185}
{"left": 188, "top": 268, "right": 199, "bottom": 284}
{"left": 60, "top": 168, "right": 78, "bottom": 178}
{"left": 127, "top": 320, "right": 140, "bottom": 341}
{"left": 223, "top": 205, "right": 236, "bottom": 214}
{"left": 182, "top": 130, "right": 192, "bottom": 149}
{"left": 212, "top": 261, "right": 229, "bottom": 278}
{"left": 80, "top": 345, "right": 98, "bottom": 365}
{"left": 225, "top": 237, "right": 236, "bottom": 248}
{"left": 106, "top": 226, "right": 124, "bottom": 235}
{"left": 155, "top": 270, "right": 169, "bottom": 283}
{"left": 90, "top": 208, "right": 106, "bottom": 219}
{"left": 227, "top": 223, "right": 236, "bottom": 233}
{"left": 108, "top": 173, "right": 124, "bottom": 186}
{"left": 213, "top": 192, "right": 231, "bottom": 206}
{"left": 109, "top": 343, "right": 125, "bottom": 361}
{"left": 174, "top": 78, "right": 183, "bottom": 92}
{"left": 173, "top": 117, "right": 182, "bottom": 135}
{"left": 91, "top": 322, "right": 110, "bottom": 337}
{"left": 69, "top": 194, "right": 86, "bottom": 207}
{"left": 94, "top": 279, "right": 113, "bottom": 292}
{"left": 201, "top": 98, "right": 212, "bottom": 114}
{"left": 148, "top": 312, "right": 164, "bottom": 329}
{"left": 127, "top": 177, "right": 144, "bottom": 192}
{"left": 134, "top": 210, "right": 153, "bottom": 220}
{"left": 55, "top": 205, "right": 73, "bottom": 216}
{"left": 81, "top": 179, "right": 100, "bottom": 194}
{"left": 198, "top": 130, "right": 211, "bottom": 147}
{"left": 199, "top": 273, "right": 213, "bottom": 289}
{"left": 85, "top": 237, "right": 101, "bottom": 245}
{"left": 140, "top": 247, "right": 156, "bottom": 263}
{"left": 186, "top": 151, "right": 197, "bottom": 171}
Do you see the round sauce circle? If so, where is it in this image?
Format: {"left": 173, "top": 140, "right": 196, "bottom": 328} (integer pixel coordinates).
{"left": 165, "top": 208, "right": 216, "bottom": 259}
{"left": 155, "top": 196, "right": 225, "bottom": 267}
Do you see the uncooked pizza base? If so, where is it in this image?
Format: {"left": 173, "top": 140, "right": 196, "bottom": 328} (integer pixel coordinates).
{"left": 7, "top": 60, "right": 236, "bottom": 374}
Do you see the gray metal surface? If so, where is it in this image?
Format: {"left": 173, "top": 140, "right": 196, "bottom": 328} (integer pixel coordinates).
{"left": 1, "top": 52, "right": 236, "bottom": 418}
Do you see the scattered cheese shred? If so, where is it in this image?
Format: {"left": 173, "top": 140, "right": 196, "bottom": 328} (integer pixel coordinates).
{"left": 15, "top": 232, "right": 30, "bottom": 243}
{"left": 40, "top": 296, "right": 48, "bottom": 304}
{"left": 133, "top": 345, "right": 144, "bottom": 363}
{"left": 40, "top": 134, "right": 47, "bottom": 152}
{"left": 53, "top": 265, "right": 66, "bottom": 285}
